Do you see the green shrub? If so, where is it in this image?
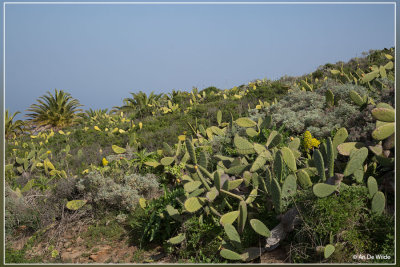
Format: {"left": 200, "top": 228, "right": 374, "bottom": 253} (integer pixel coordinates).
{"left": 288, "top": 185, "right": 394, "bottom": 263}
{"left": 5, "top": 185, "right": 40, "bottom": 236}
{"left": 171, "top": 215, "right": 225, "bottom": 263}
{"left": 251, "top": 82, "right": 377, "bottom": 141}
{"left": 76, "top": 171, "right": 160, "bottom": 212}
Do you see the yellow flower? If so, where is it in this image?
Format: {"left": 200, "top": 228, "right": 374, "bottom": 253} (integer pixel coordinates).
{"left": 58, "top": 130, "right": 65, "bottom": 135}
{"left": 94, "top": 126, "right": 101, "bottom": 131}
{"left": 105, "top": 128, "right": 109, "bottom": 131}
{"left": 46, "top": 150, "right": 51, "bottom": 154}
{"left": 102, "top": 157, "right": 108, "bottom": 166}
{"left": 139, "top": 122, "right": 143, "bottom": 130}
{"left": 83, "top": 127, "right": 89, "bottom": 131}
{"left": 176, "top": 178, "right": 181, "bottom": 184}
{"left": 82, "top": 169, "right": 89, "bottom": 174}
{"left": 119, "top": 129, "right": 125, "bottom": 134}
{"left": 303, "top": 131, "right": 320, "bottom": 152}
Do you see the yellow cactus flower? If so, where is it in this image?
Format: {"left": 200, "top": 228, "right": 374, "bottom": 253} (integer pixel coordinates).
{"left": 112, "top": 127, "right": 119, "bottom": 133}
{"left": 303, "top": 131, "right": 320, "bottom": 152}
{"left": 102, "top": 157, "right": 108, "bottom": 166}
{"left": 39, "top": 141, "right": 43, "bottom": 146}
{"left": 99, "top": 149, "right": 103, "bottom": 154}
{"left": 290, "top": 137, "right": 294, "bottom": 141}
{"left": 105, "top": 128, "right": 109, "bottom": 132}
{"left": 58, "top": 130, "right": 65, "bottom": 135}
{"left": 119, "top": 129, "right": 125, "bottom": 134}
{"left": 82, "top": 169, "right": 89, "bottom": 174}
{"left": 31, "top": 135, "right": 37, "bottom": 139}
{"left": 176, "top": 178, "right": 181, "bottom": 184}
{"left": 139, "top": 122, "right": 143, "bottom": 130}
{"left": 66, "top": 131, "right": 71, "bottom": 135}
{"left": 12, "top": 149, "right": 17, "bottom": 152}
{"left": 14, "top": 141, "right": 18, "bottom": 146}
{"left": 178, "top": 135, "right": 186, "bottom": 141}
{"left": 46, "top": 150, "right": 51, "bottom": 154}
{"left": 94, "top": 126, "right": 101, "bottom": 131}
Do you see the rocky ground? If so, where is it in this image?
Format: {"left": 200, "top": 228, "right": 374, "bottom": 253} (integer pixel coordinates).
{"left": 9, "top": 220, "right": 287, "bottom": 264}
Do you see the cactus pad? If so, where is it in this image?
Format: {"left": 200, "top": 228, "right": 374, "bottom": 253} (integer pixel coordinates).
{"left": 325, "top": 89, "right": 334, "bottom": 107}
{"left": 313, "top": 149, "right": 326, "bottom": 181}
{"left": 324, "top": 244, "right": 335, "bottom": 259}
{"left": 367, "top": 176, "right": 378, "bottom": 199}
{"left": 337, "top": 142, "right": 365, "bottom": 156}
{"left": 238, "top": 201, "right": 247, "bottom": 233}
{"left": 167, "top": 233, "right": 186, "bottom": 245}
{"left": 184, "top": 197, "right": 206, "bottom": 213}
{"left": 280, "top": 147, "right": 297, "bottom": 172}
{"left": 250, "top": 219, "right": 270, "bottom": 237}
{"left": 234, "top": 134, "right": 255, "bottom": 154}
{"left": 250, "top": 154, "right": 268, "bottom": 172}
{"left": 161, "top": 157, "right": 175, "bottom": 166}
{"left": 372, "top": 122, "right": 395, "bottom": 140}
{"left": 343, "top": 147, "right": 368, "bottom": 176}
{"left": 297, "top": 169, "right": 312, "bottom": 189}
{"left": 220, "top": 249, "right": 242, "bottom": 261}
{"left": 183, "top": 181, "right": 202, "bottom": 193}
{"left": 224, "top": 223, "right": 242, "bottom": 249}
{"left": 271, "top": 178, "right": 282, "bottom": 214}
{"left": 372, "top": 108, "right": 395, "bottom": 122}
{"left": 313, "top": 183, "right": 338, "bottom": 198}
{"left": 235, "top": 117, "right": 257, "bottom": 128}
{"left": 371, "top": 191, "right": 385, "bottom": 215}
{"left": 220, "top": 211, "right": 240, "bottom": 226}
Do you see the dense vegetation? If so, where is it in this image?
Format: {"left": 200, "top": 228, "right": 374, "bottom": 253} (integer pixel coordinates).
{"left": 4, "top": 47, "right": 395, "bottom": 263}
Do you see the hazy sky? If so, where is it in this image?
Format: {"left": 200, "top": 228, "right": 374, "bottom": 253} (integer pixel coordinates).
{"left": 4, "top": 2, "right": 395, "bottom": 119}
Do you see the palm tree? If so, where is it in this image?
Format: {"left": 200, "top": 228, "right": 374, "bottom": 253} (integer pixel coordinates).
{"left": 119, "top": 91, "right": 162, "bottom": 118}
{"left": 26, "top": 89, "right": 83, "bottom": 128}
{"left": 5, "top": 110, "right": 25, "bottom": 139}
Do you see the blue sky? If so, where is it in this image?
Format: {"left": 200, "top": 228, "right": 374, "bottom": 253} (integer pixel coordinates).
{"left": 4, "top": 2, "right": 395, "bottom": 119}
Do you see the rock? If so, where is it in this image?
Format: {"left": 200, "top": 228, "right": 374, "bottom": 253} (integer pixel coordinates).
{"left": 89, "top": 245, "right": 112, "bottom": 263}
{"left": 76, "top": 236, "right": 83, "bottom": 244}
{"left": 61, "top": 250, "right": 82, "bottom": 262}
